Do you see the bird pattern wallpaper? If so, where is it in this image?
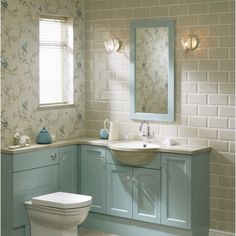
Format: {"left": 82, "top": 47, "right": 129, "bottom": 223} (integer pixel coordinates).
{"left": 1, "top": 0, "right": 84, "bottom": 147}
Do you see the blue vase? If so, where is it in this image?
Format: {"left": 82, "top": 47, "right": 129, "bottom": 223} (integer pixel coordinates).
{"left": 99, "top": 129, "right": 108, "bottom": 139}
{"left": 36, "top": 127, "right": 52, "bottom": 144}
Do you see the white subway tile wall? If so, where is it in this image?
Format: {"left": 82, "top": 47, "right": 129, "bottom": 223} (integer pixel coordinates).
{"left": 84, "top": 0, "right": 235, "bottom": 233}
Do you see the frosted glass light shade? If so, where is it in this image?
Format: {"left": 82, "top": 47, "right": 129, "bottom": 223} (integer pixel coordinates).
{"left": 104, "top": 38, "right": 121, "bottom": 53}
{"left": 181, "top": 35, "right": 198, "bottom": 52}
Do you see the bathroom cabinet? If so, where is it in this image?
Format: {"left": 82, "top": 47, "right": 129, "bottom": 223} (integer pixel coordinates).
{"left": 80, "top": 145, "right": 106, "bottom": 214}
{"left": 161, "top": 153, "right": 191, "bottom": 229}
{"left": 106, "top": 164, "right": 132, "bottom": 218}
{"left": 59, "top": 145, "right": 78, "bottom": 193}
{"left": 81, "top": 144, "right": 210, "bottom": 236}
{"left": 1, "top": 145, "right": 78, "bottom": 236}
{"left": 1, "top": 139, "right": 210, "bottom": 236}
{"left": 106, "top": 150, "right": 161, "bottom": 223}
{"left": 161, "top": 152, "right": 209, "bottom": 232}
{"left": 1, "top": 147, "right": 60, "bottom": 236}
{"left": 80, "top": 145, "right": 161, "bottom": 224}
{"left": 106, "top": 164, "right": 161, "bottom": 224}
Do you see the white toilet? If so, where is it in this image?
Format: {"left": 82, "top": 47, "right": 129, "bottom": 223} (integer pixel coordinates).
{"left": 25, "top": 192, "right": 92, "bottom": 236}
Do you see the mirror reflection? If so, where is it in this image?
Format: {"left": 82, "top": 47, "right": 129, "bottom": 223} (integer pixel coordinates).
{"left": 136, "top": 27, "right": 169, "bottom": 114}
{"left": 130, "top": 19, "right": 175, "bottom": 121}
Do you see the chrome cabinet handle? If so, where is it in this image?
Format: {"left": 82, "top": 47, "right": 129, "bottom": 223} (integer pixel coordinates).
{"left": 100, "top": 154, "right": 105, "bottom": 161}
{"left": 126, "top": 176, "right": 136, "bottom": 182}
{"left": 61, "top": 155, "right": 66, "bottom": 161}
{"left": 50, "top": 152, "right": 57, "bottom": 160}
{"left": 126, "top": 176, "right": 131, "bottom": 181}
{"left": 160, "top": 163, "right": 166, "bottom": 169}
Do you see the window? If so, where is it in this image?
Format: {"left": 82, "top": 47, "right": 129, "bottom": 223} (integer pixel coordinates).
{"left": 39, "top": 17, "right": 74, "bottom": 107}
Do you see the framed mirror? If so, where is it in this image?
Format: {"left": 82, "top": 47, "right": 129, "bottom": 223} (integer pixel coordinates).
{"left": 130, "top": 19, "right": 175, "bottom": 121}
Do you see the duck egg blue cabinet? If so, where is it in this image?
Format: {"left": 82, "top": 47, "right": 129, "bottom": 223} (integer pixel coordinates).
{"left": 133, "top": 167, "right": 161, "bottom": 224}
{"left": 1, "top": 141, "right": 210, "bottom": 236}
{"left": 106, "top": 152, "right": 161, "bottom": 224}
{"left": 82, "top": 145, "right": 210, "bottom": 236}
{"left": 59, "top": 145, "right": 78, "bottom": 193}
{"left": 106, "top": 164, "right": 133, "bottom": 218}
{"left": 161, "top": 152, "right": 209, "bottom": 235}
{"left": 1, "top": 145, "right": 78, "bottom": 236}
{"left": 161, "top": 153, "right": 191, "bottom": 229}
{"left": 80, "top": 145, "right": 106, "bottom": 214}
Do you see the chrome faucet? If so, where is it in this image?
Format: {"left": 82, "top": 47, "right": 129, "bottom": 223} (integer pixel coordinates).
{"left": 139, "top": 121, "right": 154, "bottom": 142}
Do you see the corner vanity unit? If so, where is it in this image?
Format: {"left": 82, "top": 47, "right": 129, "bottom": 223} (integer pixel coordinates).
{"left": 1, "top": 138, "right": 211, "bottom": 236}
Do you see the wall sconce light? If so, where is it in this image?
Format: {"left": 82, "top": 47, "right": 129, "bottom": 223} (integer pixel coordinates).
{"left": 104, "top": 38, "right": 122, "bottom": 54}
{"left": 181, "top": 34, "right": 199, "bottom": 52}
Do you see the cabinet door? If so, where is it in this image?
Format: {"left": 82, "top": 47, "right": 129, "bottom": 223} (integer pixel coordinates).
{"left": 13, "top": 165, "right": 59, "bottom": 228}
{"left": 81, "top": 145, "right": 106, "bottom": 213}
{"left": 60, "top": 145, "right": 78, "bottom": 193}
{"left": 133, "top": 168, "right": 161, "bottom": 224}
{"left": 161, "top": 153, "right": 191, "bottom": 229}
{"left": 106, "top": 164, "right": 132, "bottom": 218}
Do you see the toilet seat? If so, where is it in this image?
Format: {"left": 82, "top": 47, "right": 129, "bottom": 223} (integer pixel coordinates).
{"left": 31, "top": 192, "right": 92, "bottom": 209}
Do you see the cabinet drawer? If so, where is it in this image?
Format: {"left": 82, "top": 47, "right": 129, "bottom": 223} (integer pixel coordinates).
{"left": 13, "top": 165, "right": 59, "bottom": 228}
{"left": 107, "top": 150, "right": 161, "bottom": 169}
{"left": 13, "top": 148, "right": 59, "bottom": 172}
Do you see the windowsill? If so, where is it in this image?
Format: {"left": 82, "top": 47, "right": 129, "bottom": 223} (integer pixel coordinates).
{"left": 38, "top": 103, "right": 75, "bottom": 110}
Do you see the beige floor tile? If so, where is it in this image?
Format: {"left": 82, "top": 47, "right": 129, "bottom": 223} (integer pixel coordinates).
{"left": 78, "top": 227, "right": 119, "bottom": 236}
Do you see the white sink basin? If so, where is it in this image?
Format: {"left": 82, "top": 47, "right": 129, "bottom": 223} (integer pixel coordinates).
{"left": 109, "top": 141, "right": 160, "bottom": 166}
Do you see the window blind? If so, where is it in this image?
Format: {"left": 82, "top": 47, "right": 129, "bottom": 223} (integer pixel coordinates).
{"left": 39, "top": 17, "right": 73, "bottom": 106}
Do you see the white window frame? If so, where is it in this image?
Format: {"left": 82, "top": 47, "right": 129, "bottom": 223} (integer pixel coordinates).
{"left": 39, "top": 16, "right": 74, "bottom": 109}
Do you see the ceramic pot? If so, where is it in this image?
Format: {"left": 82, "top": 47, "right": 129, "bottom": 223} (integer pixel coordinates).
{"left": 99, "top": 129, "right": 109, "bottom": 139}
{"left": 36, "top": 127, "right": 52, "bottom": 144}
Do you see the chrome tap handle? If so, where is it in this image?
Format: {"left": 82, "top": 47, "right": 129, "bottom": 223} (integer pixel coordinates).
{"left": 147, "top": 124, "right": 150, "bottom": 136}
{"left": 139, "top": 121, "right": 145, "bottom": 132}
{"left": 139, "top": 124, "right": 142, "bottom": 132}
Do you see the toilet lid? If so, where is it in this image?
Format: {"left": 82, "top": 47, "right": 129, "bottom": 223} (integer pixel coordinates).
{"left": 32, "top": 192, "right": 92, "bottom": 209}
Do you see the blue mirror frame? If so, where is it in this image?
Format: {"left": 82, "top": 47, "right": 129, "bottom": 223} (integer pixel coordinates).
{"left": 130, "top": 19, "right": 175, "bottom": 121}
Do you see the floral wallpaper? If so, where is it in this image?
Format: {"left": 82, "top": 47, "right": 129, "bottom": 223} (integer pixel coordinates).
{"left": 135, "top": 27, "right": 168, "bottom": 114}
{"left": 1, "top": 0, "right": 84, "bottom": 148}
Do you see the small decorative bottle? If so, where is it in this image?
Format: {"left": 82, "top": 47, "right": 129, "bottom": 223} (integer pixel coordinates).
{"left": 36, "top": 127, "right": 52, "bottom": 144}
